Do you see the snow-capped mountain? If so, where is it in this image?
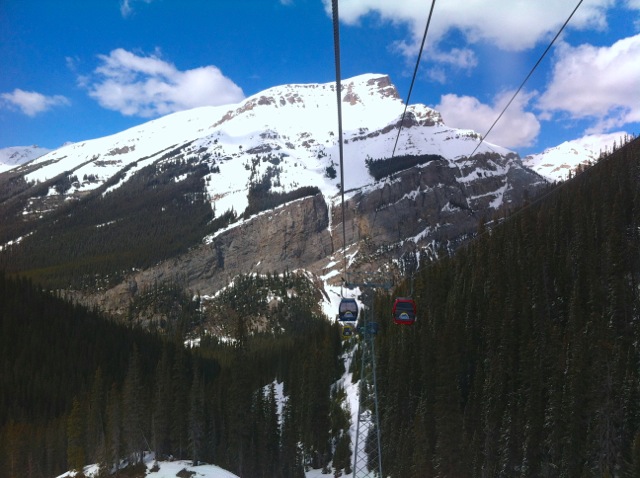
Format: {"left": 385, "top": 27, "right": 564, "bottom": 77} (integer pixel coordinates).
{"left": 11, "top": 74, "right": 513, "bottom": 215}
{"left": 0, "top": 73, "right": 546, "bottom": 322}
{"left": 523, "top": 132, "right": 629, "bottom": 181}
{"left": 0, "top": 145, "right": 51, "bottom": 173}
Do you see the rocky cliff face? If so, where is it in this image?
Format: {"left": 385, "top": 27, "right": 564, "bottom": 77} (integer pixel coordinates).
{"left": 71, "top": 151, "right": 544, "bottom": 320}
{"left": 1, "top": 73, "right": 547, "bottom": 326}
{"left": 70, "top": 192, "right": 333, "bottom": 316}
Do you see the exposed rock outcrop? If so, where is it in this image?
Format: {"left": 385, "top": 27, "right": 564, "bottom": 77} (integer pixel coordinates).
{"left": 73, "top": 153, "right": 545, "bottom": 319}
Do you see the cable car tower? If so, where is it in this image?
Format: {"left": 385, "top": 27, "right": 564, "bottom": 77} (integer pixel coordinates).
{"left": 346, "top": 277, "right": 391, "bottom": 478}
{"left": 352, "top": 299, "right": 382, "bottom": 477}
{"left": 328, "top": 0, "right": 394, "bottom": 474}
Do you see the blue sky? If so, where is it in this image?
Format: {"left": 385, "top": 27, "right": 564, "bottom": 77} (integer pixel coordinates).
{"left": 1, "top": 0, "right": 639, "bottom": 157}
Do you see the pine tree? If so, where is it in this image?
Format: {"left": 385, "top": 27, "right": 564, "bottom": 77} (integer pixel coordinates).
{"left": 123, "top": 347, "right": 145, "bottom": 464}
{"left": 264, "top": 383, "right": 281, "bottom": 477}
{"left": 105, "top": 383, "right": 123, "bottom": 473}
{"left": 623, "top": 431, "right": 640, "bottom": 477}
{"left": 330, "top": 385, "right": 352, "bottom": 477}
{"left": 66, "top": 398, "right": 85, "bottom": 473}
{"left": 152, "top": 347, "right": 172, "bottom": 460}
{"left": 279, "top": 399, "right": 305, "bottom": 478}
{"left": 86, "top": 368, "right": 106, "bottom": 466}
{"left": 188, "top": 362, "right": 205, "bottom": 466}
{"left": 174, "top": 348, "right": 196, "bottom": 460}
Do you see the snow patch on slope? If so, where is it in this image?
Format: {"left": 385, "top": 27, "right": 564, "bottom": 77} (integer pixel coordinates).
{"left": 11, "top": 74, "right": 514, "bottom": 223}
{"left": 0, "top": 145, "right": 51, "bottom": 173}
{"left": 523, "top": 132, "right": 627, "bottom": 181}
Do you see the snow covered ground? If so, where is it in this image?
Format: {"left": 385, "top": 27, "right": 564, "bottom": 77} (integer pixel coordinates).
{"left": 57, "top": 338, "right": 362, "bottom": 478}
{"left": 0, "top": 145, "right": 51, "bottom": 173}
{"left": 57, "top": 455, "right": 239, "bottom": 478}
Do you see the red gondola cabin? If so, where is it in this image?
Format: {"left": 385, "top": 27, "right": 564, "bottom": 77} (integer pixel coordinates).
{"left": 392, "top": 297, "right": 417, "bottom": 325}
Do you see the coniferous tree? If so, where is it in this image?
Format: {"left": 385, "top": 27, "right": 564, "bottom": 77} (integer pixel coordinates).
{"left": 123, "top": 347, "right": 146, "bottom": 464}
{"left": 374, "top": 138, "right": 640, "bottom": 476}
{"left": 624, "top": 432, "right": 640, "bottom": 477}
{"left": 279, "top": 399, "right": 305, "bottom": 478}
{"left": 105, "top": 383, "right": 123, "bottom": 474}
{"left": 152, "top": 347, "right": 172, "bottom": 460}
{"left": 330, "top": 385, "right": 352, "bottom": 478}
{"left": 171, "top": 349, "right": 189, "bottom": 459}
{"left": 188, "top": 362, "right": 206, "bottom": 466}
{"left": 86, "top": 368, "right": 106, "bottom": 466}
{"left": 263, "top": 383, "right": 281, "bottom": 477}
{"left": 66, "top": 398, "right": 85, "bottom": 473}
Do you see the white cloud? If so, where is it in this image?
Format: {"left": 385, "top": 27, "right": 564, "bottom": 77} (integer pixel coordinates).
{"left": 431, "top": 47, "right": 478, "bottom": 69}
{"left": 436, "top": 90, "right": 540, "bottom": 148}
{"left": 324, "top": 0, "right": 613, "bottom": 53}
{"left": 323, "top": 0, "right": 618, "bottom": 89}
{"left": 120, "top": 0, "right": 132, "bottom": 17}
{"left": 120, "top": 0, "right": 154, "bottom": 18}
{"left": 426, "top": 66, "right": 447, "bottom": 84}
{"left": 0, "top": 89, "right": 70, "bottom": 116}
{"left": 85, "top": 48, "right": 245, "bottom": 117}
{"left": 537, "top": 34, "right": 640, "bottom": 132}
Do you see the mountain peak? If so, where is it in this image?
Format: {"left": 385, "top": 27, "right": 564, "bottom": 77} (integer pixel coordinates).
{"left": 210, "top": 74, "right": 402, "bottom": 131}
{"left": 5, "top": 72, "right": 517, "bottom": 217}
{"left": 0, "top": 145, "right": 52, "bottom": 173}
{"left": 0, "top": 72, "right": 548, "bottom": 327}
{"left": 341, "top": 74, "right": 399, "bottom": 105}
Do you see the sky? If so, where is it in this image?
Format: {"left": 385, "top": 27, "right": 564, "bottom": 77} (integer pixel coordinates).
{"left": 1, "top": 0, "right": 639, "bottom": 157}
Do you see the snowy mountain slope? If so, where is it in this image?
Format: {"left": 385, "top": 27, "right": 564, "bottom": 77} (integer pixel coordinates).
{"left": 523, "top": 132, "right": 628, "bottom": 181}
{"left": 0, "top": 145, "right": 51, "bottom": 173}
{"left": 8, "top": 74, "right": 510, "bottom": 218}
{"left": 0, "top": 73, "right": 546, "bottom": 322}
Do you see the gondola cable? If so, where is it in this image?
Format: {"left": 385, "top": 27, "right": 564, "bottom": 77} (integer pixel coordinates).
{"left": 391, "top": 0, "right": 437, "bottom": 159}
{"left": 331, "top": 0, "right": 348, "bottom": 287}
{"left": 388, "top": 1, "right": 436, "bottom": 325}
{"left": 388, "top": 0, "right": 584, "bottom": 323}
{"left": 332, "top": 0, "right": 361, "bottom": 323}
{"left": 468, "top": 0, "right": 584, "bottom": 158}
{"left": 454, "top": 0, "right": 587, "bottom": 252}
{"left": 332, "top": 0, "right": 585, "bottom": 324}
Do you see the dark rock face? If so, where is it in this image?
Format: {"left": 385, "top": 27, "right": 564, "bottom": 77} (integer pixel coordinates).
{"left": 76, "top": 154, "right": 545, "bottom": 318}
{"left": 330, "top": 153, "right": 544, "bottom": 265}
{"left": 0, "top": 74, "right": 551, "bottom": 326}
{"left": 77, "top": 193, "right": 334, "bottom": 316}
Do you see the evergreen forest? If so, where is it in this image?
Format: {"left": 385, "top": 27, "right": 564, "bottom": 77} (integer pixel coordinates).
{"left": 373, "top": 137, "right": 640, "bottom": 477}
{"left": 0, "top": 272, "right": 349, "bottom": 478}
{"left": 1, "top": 137, "right": 639, "bottom": 478}
{"left": 0, "top": 150, "right": 226, "bottom": 290}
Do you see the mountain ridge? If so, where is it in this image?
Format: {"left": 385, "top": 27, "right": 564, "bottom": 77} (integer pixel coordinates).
{"left": 4, "top": 74, "right": 507, "bottom": 210}
{"left": 0, "top": 73, "right": 546, "bottom": 329}
{"left": 0, "top": 144, "right": 51, "bottom": 173}
{"left": 523, "top": 131, "right": 631, "bottom": 180}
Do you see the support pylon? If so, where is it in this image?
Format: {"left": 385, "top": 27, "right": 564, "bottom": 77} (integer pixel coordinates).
{"left": 352, "top": 306, "right": 382, "bottom": 478}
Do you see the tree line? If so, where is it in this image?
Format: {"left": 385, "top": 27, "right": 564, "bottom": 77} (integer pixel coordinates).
{"left": 373, "top": 136, "right": 640, "bottom": 477}
{"left": 0, "top": 270, "right": 351, "bottom": 478}
{"left": 365, "top": 153, "right": 443, "bottom": 180}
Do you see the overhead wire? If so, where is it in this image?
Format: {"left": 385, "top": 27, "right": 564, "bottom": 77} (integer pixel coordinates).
{"left": 388, "top": 0, "right": 586, "bottom": 281}
{"left": 391, "top": 0, "right": 437, "bottom": 159}
{"left": 451, "top": 0, "right": 587, "bottom": 252}
{"left": 331, "top": 0, "right": 349, "bottom": 288}
{"left": 332, "top": 0, "right": 586, "bottom": 291}
{"left": 468, "top": 0, "right": 585, "bottom": 158}
{"left": 390, "top": 0, "right": 451, "bottom": 273}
